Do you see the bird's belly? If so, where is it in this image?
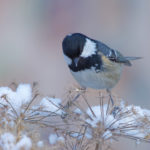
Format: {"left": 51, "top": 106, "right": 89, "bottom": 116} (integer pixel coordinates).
{"left": 70, "top": 67, "right": 122, "bottom": 89}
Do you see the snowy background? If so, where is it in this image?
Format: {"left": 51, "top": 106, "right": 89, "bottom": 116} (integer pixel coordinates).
{"left": 0, "top": 1, "right": 150, "bottom": 150}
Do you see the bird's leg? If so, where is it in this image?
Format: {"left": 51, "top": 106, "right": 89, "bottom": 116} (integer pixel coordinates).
{"left": 106, "top": 89, "right": 114, "bottom": 105}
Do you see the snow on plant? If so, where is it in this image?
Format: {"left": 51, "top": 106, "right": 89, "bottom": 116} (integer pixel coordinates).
{"left": 43, "top": 88, "right": 150, "bottom": 150}
{"left": 49, "top": 133, "right": 64, "bottom": 145}
{"left": 84, "top": 101, "right": 150, "bottom": 147}
{"left": 0, "top": 83, "right": 150, "bottom": 150}
{"left": 40, "top": 97, "right": 63, "bottom": 115}
{"left": 0, "top": 84, "right": 32, "bottom": 115}
{"left": 0, "top": 133, "right": 32, "bottom": 150}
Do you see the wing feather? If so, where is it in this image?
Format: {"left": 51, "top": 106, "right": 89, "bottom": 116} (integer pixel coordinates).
{"left": 96, "top": 41, "right": 141, "bottom": 66}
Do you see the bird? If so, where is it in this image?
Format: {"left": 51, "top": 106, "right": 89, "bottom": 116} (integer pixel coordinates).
{"left": 62, "top": 33, "right": 141, "bottom": 105}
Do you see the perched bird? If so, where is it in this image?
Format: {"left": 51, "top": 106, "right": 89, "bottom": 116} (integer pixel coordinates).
{"left": 62, "top": 33, "right": 141, "bottom": 104}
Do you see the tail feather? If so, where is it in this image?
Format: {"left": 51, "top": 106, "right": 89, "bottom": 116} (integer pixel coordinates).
{"left": 124, "top": 57, "right": 142, "bottom": 66}
{"left": 124, "top": 57, "right": 142, "bottom": 61}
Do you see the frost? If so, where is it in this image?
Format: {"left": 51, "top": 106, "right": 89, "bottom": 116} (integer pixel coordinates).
{"left": 0, "top": 84, "right": 32, "bottom": 115}
{"left": 85, "top": 128, "right": 92, "bottom": 139}
{"left": 86, "top": 105, "right": 114, "bottom": 128}
{"left": 40, "top": 97, "right": 63, "bottom": 115}
{"left": 15, "top": 135, "right": 32, "bottom": 150}
{"left": 49, "top": 134, "right": 65, "bottom": 145}
{"left": 86, "top": 105, "right": 102, "bottom": 127}
{"left": 102, "top": 130, "right": 112, "bottom": 140}
{"left": 0, "top": 133, "right": 32, "bottom": 150}
{"left": 74, "top": 108, "right": 82, "bottom": 114}
{"left": 57, "top": 136, "right": 65, "bottom": 142}
{"left": 0, "top": 133, "right": 15, "bottom": 150}
{"left": 49, "top": 134, "right": 58, "bottom": 145}
{"left": 37, "top": 141, "right": 44, "bottom": 148}
{"left": 70, "top": 133, "right": 82, "bottom": 139}
{"left": 84, "top": 102, "right": 150, "bottom": 141}
{"left": 15, "top": 84, "right": 32, "bottom": 106}
{"left": 0, "top": 83, "right": 150, "bottom": 148}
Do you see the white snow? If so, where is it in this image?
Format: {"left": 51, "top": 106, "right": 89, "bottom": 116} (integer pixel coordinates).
{"left": 85, "top": 128, "right": 92, "bottom": 139}
{"left": 57, "top": 136, "right": 65, "bottom": 142}
{"left": 102, "top": 130, "right": 112, "bottom": 140}
{"left": 0, "top": 84, "right": 32, "bottom": 115}
{"left": 15, "top": 135, "right": 32, "bottom": 150}
{"left": 0, "top": 133, "right": 32, "bottom": 150}
{"left": 0, "top": 133, "right": 15, "bottom": 150}
{"left": 0, "top": 83, "right": 150, "bottom": 146}
{"left": 15, "top": 84, "right": 32, "bottom": 106}
{"left": 86, "top": 105, "right": 114, "bottom": 128}
{"left": 86, "top": 105, "right": 101, "bottom": 127}
{"left": 49, "top": 134, "right": 65, "bottom": 145}
{"left": 49, "top": 134, "right": 58, "bottom": 145}
{"left": 74, "top": 108, "right": 82, "bottom": 114}
{"left": 37, "top": 141, "right": 44, "bottom": 148}
{"left": 40, "top": 97, "right": 63, "bottom": 115}
{"left": 85, "top": 102, "right": 150, "bottom": 140}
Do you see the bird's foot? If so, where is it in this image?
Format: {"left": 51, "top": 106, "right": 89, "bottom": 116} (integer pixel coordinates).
{"left": 75, "top": 87, "right": 86, "bottom": 94}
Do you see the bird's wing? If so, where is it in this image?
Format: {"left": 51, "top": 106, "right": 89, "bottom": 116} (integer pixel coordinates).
{"left": 96, "top": 41, "right": 141, "bottom": 66}
{"left": 106, "top": 49, "right": 132, "bottom": 66}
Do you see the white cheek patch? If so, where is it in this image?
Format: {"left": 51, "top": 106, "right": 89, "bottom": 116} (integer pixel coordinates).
{"left": 63, "top": 54, "right": 72, "bottom": 65}
{"left": 80, "top": 38, "right": 96, "bottom": 58}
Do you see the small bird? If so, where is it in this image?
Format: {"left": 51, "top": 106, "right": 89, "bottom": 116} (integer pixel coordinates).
{"left": 62, "top": 33, "right": 141, "bottom": 104}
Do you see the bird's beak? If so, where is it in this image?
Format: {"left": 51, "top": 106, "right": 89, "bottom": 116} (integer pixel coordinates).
{"left": 74, "top": 57, "right": 79, "bottom": 67}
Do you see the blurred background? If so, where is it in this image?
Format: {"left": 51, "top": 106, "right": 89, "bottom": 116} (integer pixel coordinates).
{"left": 0, "top": 1, "right": 150, "bottom": 149}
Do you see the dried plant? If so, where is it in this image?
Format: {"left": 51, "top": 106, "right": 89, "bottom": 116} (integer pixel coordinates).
{"left": 0, "top": 83, "right": 150, "bottom": 150}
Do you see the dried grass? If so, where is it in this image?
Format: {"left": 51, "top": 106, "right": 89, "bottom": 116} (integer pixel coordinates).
{"left": 0, "top": 83, "right": 150, "bottom": 150}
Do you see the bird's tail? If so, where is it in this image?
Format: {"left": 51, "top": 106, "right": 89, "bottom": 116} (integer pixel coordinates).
{"left": 124, "top": 57, "right": 142, "bottom": 66}
{"left": 124, "top": 57, "right": 142, "bottom": 61}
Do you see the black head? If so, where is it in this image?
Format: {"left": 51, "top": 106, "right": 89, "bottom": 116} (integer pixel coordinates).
{"left": 62, "top": 33, "right": 103, "bottom": 72}
{"left": 62, "top": 33, "right": 86, "bottom": 59}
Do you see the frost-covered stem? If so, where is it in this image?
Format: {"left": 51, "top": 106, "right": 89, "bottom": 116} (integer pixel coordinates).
{"left": 82, "top": 94, "right": 96, "bottom": 117}
{"left": 23, "top": 93, "right": 38, "bottom": 114}
{"left": 3, "top": 96, "right": 18, "bottom": 118}
{"left": 99, "top": 140, "right": 104, "bottom": 150}
{"left": 72, "top": 93, "right": 81, "bottom": 103}
{"left": 16, "top": 116, "right": 23, "bottom": 141}
{"left": 95, "top": 139, "right": 104, "bottom": 150}
{"left": 62, "top": 93, "right": 81, "bottom": 112}
{"left": 95, "top": 142, "right": 101, "bottom": 150}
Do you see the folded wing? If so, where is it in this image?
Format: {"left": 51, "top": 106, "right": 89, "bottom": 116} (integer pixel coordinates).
{"left": 96, "top": 41, "right": 141, "bottom": 66}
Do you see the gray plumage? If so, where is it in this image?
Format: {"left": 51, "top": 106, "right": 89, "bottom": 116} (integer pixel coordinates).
{"left": 96, "top": 40, "right": 141, "bottom": 66}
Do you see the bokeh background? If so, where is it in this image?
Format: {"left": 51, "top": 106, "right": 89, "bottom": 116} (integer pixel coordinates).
{"left": 0, "top": 0, "right": 150, "bottom": 149}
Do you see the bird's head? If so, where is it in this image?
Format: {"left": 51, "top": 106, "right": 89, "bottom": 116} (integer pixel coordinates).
{"left": 62, "top": 33, "right": 86, "bottom": 64}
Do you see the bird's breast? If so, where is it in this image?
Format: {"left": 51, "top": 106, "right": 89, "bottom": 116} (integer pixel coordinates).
{"left": 70, "top": 63, "right": 123, "bottom": 90}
